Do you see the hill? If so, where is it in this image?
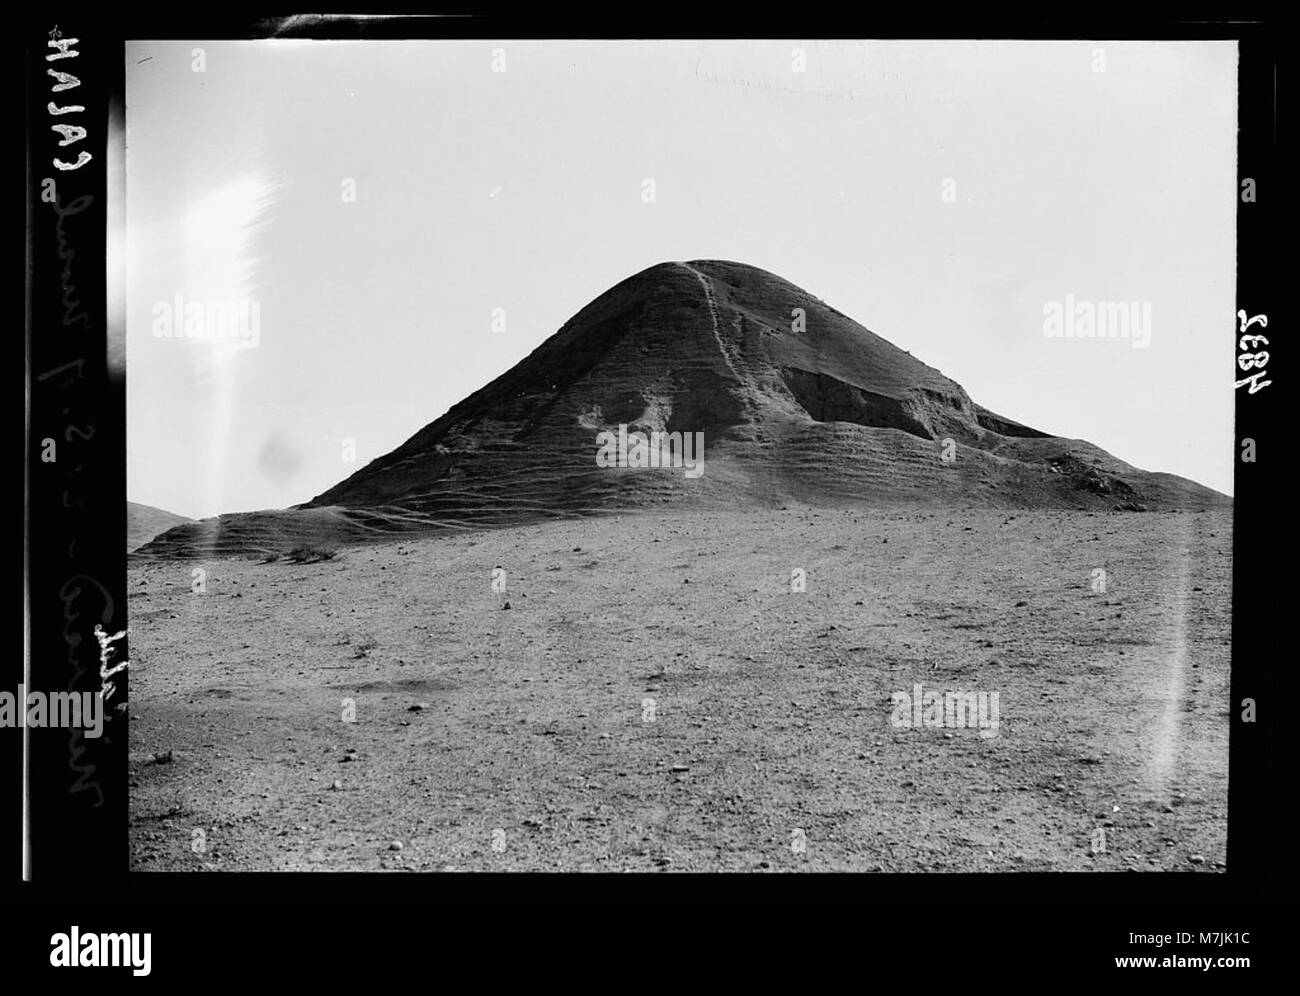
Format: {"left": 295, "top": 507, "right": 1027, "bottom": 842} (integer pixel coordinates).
{"left": 137, "top": 260, "right": 1227, "bottom": 558}
{"left": 128, "top": 501, "right": 194, "bottom": 552}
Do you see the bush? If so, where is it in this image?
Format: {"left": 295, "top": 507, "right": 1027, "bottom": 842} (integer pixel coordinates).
{"left": 351, "top": 632, "right": 378, "bottom": 659}
{"left": 285, "top": 546, "right": 338, "bottom": 563}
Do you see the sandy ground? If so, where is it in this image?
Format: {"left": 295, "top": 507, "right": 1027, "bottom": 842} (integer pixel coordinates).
{"left": 128, "top": 507, "right": 1230, "bottom": 872}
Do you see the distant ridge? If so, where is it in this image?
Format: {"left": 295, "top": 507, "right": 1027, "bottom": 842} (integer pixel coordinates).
{"left": 128, "top": 501, "right": 194, "bottom": 553}
{"left": 137, "top": 260, "right": 1228, "bottom": 559}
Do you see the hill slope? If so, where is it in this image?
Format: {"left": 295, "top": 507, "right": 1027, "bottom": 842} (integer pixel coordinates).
{"left": 128, "top": 501, "right": 194, "bottom": 553}
{"left": 137, "top": 260, "right": 1227, "bottom": 558}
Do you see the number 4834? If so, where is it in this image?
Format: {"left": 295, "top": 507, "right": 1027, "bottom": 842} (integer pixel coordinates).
{"left": 1235, "top": 310, "right": 1271, "bottom": 394}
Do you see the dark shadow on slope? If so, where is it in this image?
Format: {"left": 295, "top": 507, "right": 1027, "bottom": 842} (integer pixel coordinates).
{"left": 781, "top": 367, "right": 934, "bottom": 439}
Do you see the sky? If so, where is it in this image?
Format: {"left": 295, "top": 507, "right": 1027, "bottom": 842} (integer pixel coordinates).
{"left": 124, "top": 39, "right": 1237, "bottom": 519}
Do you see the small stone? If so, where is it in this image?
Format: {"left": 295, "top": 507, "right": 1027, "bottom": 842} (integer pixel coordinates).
{"left": 1188, "top": 854, "right": 1205, "bottom": 865}
{"left": 502, "top": 601, "right": 512, "bottom": 609}
{"left": 389, "top": 840, "right": 404, "bottom": 851}
{"left": 331, "top": 780, "right": 343, "bottom": 790}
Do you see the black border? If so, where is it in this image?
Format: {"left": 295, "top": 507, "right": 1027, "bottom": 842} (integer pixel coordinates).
{"left": 15, "top": 11, "right": 1290, "bottom": 968}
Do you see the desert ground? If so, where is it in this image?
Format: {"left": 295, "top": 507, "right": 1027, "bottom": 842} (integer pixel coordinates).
{"left": 128, "top": 506, "right": 1230, "bottom": 872}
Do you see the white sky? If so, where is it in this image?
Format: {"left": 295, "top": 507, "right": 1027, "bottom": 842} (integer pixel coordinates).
{"left": 125, "top": 39, "right": 1237, "bottom": 519}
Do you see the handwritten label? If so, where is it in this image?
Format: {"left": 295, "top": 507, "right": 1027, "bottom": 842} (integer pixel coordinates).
{"left": 1234, "top": 310, "right": 1271, "bottom": 394}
